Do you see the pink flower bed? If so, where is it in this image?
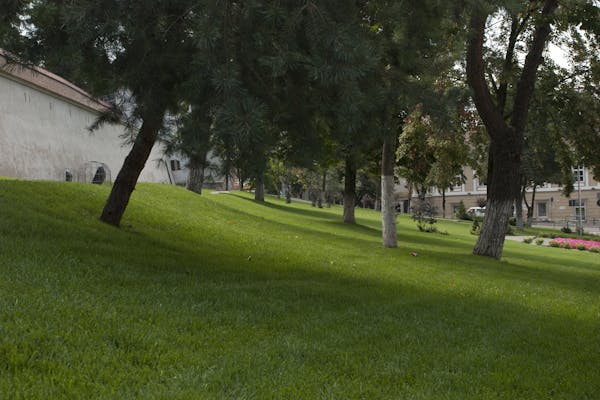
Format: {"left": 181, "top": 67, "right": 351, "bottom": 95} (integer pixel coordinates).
{"left": 554, "top": 238, "right": 600, "bottom": 250}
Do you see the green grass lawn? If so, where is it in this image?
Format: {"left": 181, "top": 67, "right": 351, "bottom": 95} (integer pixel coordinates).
{"left": 1, "top": 180, "right": 599, "bottom": 399}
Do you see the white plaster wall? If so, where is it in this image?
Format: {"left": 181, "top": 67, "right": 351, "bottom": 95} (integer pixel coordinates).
{"left": 0, "top": 74, "right": 171, "bottom": 183}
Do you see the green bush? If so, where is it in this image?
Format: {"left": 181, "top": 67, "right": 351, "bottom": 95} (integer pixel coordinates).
{"left": 455, "top": 201, "right": 470, "bottom": 220}
{"left": 412, "top": 213, "right": 437, "bottom": 233}
{"left": 470, "top": 219, "right": 481, "bottom": 235}
{"left": 549, "top": 241, "right": 560, "bottom": 248}
{"left": 561, "top": 242, "right": 572, "bottom": 250}
{"left": 576, "top": 244, "right": 587, "bottom": 251}
{"left": 523, "top": 237, "right": 533, "bottom": 244}
{"left": 535, "top": 238, "right": 544, "bottom": 246}
{"left": 509, "top": 217, "right": 517, "bottom": 226}
{"left": 561, "top": 226, "right": 573, "bottom": 234}
{"left": 506, "top": 225, "right": 515, "bottom": 236}
{"left": 590, "top": 247, "right": 600, "bottom": 253}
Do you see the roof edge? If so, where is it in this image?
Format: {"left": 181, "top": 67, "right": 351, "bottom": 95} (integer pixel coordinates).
{"left": 0, "top": 49, "right": 110, "bottom": 113}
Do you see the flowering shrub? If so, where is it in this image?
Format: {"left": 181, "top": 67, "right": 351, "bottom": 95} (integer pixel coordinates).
{"left": 553, "top": 237, "right": 600, "bottom": 252}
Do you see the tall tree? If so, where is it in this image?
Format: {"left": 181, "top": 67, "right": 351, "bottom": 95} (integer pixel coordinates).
{"left": 18, "top": 0, "right": 199, "bottom": 226}
{"left": 466, "top": 1, "right": 559, "bottom": 258}
{"left": 165, "top": 109, "right": 213, "bottom": 194}
{"left": 427, "top": 128, "right": 469, "bottom": 219}
{"left": 396, "top": 106, "right": 437, "bottom": 207}
{"left": 362, "top": 0, "right": 463, "bottom": 246}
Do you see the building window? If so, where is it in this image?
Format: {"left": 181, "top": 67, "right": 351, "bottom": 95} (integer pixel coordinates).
{"left": 170, "top": 159, "right": 181, "bottom": 171}
{"left": 475, "top": 177, "right": 487, "bottom": 191}
{"left": 569, "top": 199, "right": 586, "bottom": 221}
{"left": 537, "top": 202, "right": 547, "bottom": 218}
{"left": 449, "top": 173, "right": 464, "bottom": 192}
{"left": 572, "top": 167, "right": 586, "bottom": 185}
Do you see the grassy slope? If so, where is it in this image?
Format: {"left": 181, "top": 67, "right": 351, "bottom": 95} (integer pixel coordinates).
{"left": 0, "top": 180, "right": 598, "bottom": 399}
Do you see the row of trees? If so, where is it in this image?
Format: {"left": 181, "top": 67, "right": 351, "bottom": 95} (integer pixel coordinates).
{"left": 1, "top": 1, "right": 598, "bottom": 259}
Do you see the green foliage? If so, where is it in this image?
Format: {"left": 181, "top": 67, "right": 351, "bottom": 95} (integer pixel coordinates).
{"left": 523, "top": 237, "right": 534, "bottom": 244}
{"left": 396, "top": 105, "right": 436, "bottom": 197}
{"left": 506, "top": 225, "right": 515, "bottom": 236}
{"left": 590, "top": 247, "right": 600, "bottom": 253}
{"left": 0, "top": 0, "right": 24, "bottom": 50}
{"left": 561, "top": 226, "right": 573, "bottom": 234}
{"left": 470, "top": 219, "right": 481, "bottom": 236}
{"left": 412, "top": 212, "right": 438, "bottom": 233}
{"left": 549, "top": 241, "right": 561, "bottom": 247}
{"left": 576, "top": 244, "right": 587, "bottom": 251}
{"left": 455, "top": 201, "right": 469, "bottom": 220}
{"left": 561, "top": 242, "right": 572, "bottom": 250}
{"left": 535, "top": 238, "right": 544, "bottom": 245}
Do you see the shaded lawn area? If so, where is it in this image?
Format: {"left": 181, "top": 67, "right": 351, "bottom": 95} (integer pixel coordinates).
{"left": 0, "top": 180, "right": 599, "bottom": 399}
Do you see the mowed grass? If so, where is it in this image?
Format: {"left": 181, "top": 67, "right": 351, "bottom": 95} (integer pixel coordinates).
{"left": 0, "top": 180, "right": 599, "bottom": 399}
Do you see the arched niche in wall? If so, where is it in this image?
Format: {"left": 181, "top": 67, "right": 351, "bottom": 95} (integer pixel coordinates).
{"left": 80, "top": 161, "right": 111, "bottom": 184}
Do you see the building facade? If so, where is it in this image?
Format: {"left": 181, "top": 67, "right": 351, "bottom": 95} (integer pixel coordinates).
{"left": 0, "top": 52, "right": 175, "bottom": 184}
{"left": 419, "top": 166, "right": 600, "bottom": 224}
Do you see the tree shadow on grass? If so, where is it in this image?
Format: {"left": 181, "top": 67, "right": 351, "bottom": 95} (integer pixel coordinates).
{"left": 428, "top": 249, "right": 600, "bottom": 296}
{"left": 10, "top": 230, "right": 600, "bottom": 399}
{"left": 228, "top": 193, "right": 341, "bottom": 221}
{"left": 3, "top": 189, "right": 600, "bottom": 397}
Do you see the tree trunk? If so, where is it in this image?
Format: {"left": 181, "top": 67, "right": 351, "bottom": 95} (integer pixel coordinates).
{"left": 318, "top": 171, "right": 326, "bottom": 208}
{"left": 285, "top": 171, "right": 292, "bottom": 204}
{"left": 515, "top": 195, "right": 523, "bottom": 232}
{"left": 466, "top": 2, "right": 557, "bottom": 259}
{"left": 473, "top": 140, "right": 521, "bottom": 259}
{"left": 225, "top": 173, "right": 229, "bottom": 191}
{"left": 381, "top": 134, "right": 397, "bottom": 247}
{"left": 442, "top": 189, "right": 446, "bottom": 219}
{"left": 255, "top": 172, "right": 265, "bottom": 202}
{"left": 375, "top": 176, "right": 382, "bottom": 211}
{"left": 343, "top": 157, "right": 356, "bottom": 224}
{"left": 526, "top": 185, "right": 537, "bottom": 228}
{"left": 237, "top": 168, "right": 244, "bottom": 191}
{"left": 100, "top": 118, "right": 160, "bottom": 226}
{"left": 407, "top": 183, "right": 413, "bottom": 215}
{"left": 516, "top": 186, "right": 525, "bottom": 232}
{"left": 186, "top": 164, "right": 205, "bottom": 194}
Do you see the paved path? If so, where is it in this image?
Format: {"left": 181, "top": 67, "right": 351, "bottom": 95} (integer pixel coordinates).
{"left": 504, "top": 236, "right": 553, "bottom": 246}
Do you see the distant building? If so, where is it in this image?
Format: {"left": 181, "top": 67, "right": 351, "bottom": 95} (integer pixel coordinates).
{"left": 0, "top": 51, "right": 176, "bottom": 184}
{"left": 399, "top": 165, "right": 600, "bottom": 224}
{"left": 167, "top": 151, "right": 230, "bottom": 190}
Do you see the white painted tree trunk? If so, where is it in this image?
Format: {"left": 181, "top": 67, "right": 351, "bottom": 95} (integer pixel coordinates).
{"left": 473, "top": 197, "right": 513, "bottom": 259}
{"left": 381, "top": 175, "right": 397, "bottom": 248}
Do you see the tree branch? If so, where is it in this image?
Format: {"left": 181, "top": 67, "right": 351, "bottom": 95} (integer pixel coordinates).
{"left": 466, "top": 11, "right": 507, "bottom": 140}
{"left": 497, "top": 16, "right": 521, "bottom": 114}
{"left": 487, "top": 70, "right": 500, "bottom": 97}
{"left": 511, "top": 0, "right": 559, "bottom": 133}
